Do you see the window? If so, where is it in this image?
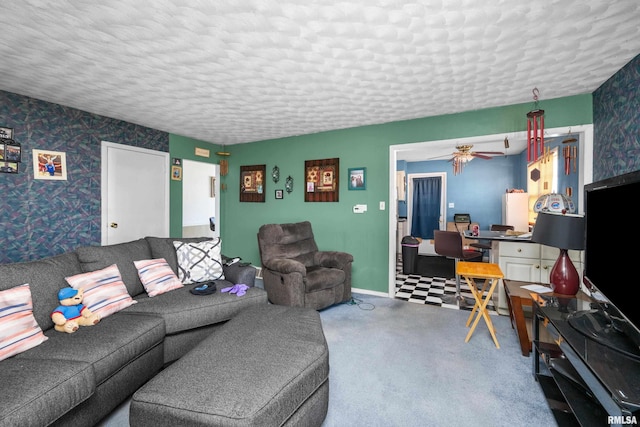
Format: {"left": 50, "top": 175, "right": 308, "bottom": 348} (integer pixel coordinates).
{"left": 527, "top": 147, "right": 558, "bottom": 224}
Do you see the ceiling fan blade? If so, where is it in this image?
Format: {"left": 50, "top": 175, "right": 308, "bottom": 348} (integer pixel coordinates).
{"left": 473, "top": 151, "right": 504, "bottom": 155}
{"left": 472, "top": 153, "right": 494, "bottom": 160}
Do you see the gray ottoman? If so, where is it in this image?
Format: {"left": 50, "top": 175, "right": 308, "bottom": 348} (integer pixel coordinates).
{"left": 130, "top": 304, "right": 329, "bottom": 426}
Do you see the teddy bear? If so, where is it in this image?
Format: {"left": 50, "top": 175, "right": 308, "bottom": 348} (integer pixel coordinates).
{"left": 51, "top": 287, "right": 100, "bottom": 333}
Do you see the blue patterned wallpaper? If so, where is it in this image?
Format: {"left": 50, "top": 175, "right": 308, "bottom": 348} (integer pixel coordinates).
{"left": 0, "top": 90, "right": 168, "bottom": 263}
{"left": 593, "top": 54, "right": 640, "bottom": 181}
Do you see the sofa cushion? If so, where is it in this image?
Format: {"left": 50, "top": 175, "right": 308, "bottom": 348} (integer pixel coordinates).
{"left": 173, "top": 239, "right": 225, "bottom": 284}
{"left": 65, "top": 264, "right": 137, "bottom": 318}
{"left": 134, "top": 258, "right": 184, "bottom": 297}
{"left": 0, "top": 252, "right": 83, "bottom": 331}
{"left": 76, "top": 239, "right": 152, "bottom": 297}
{"left": 0, "top": 284, "right": 48, "bottom": 361}
{"left": 0, "top": 357, "right": 95, "bottom": 427}
{"left": 15, "top": 312, "right": 165, "bottom": 385}
{"left": 124, "top": 285, "right": 268, "bottom": 335}
{"left": 130, "top": 304, "right": 329, "bottom": 427}
{"left": 145, "top": 236, "right": 210, "bottom": 274}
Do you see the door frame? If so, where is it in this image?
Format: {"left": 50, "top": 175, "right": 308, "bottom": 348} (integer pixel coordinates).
{"left": 388, "top": 124, "right": 594, "bottom": 298}
{"left": 101, "top": 141, "right": 170, "bottom": 245}
{"left": 181, "top": 159, "right": 220, "bottom": 238}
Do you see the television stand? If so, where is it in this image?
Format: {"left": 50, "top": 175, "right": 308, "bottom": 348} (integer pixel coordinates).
{"left": 532, "top": 294, "right": 640, "bottom": 426}
{"left": 568, "top": 310, "right": 640, "bottom": 361}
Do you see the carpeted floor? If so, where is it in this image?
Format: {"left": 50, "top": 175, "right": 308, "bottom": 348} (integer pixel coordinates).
{"left": 100, "top": 294, "right": 556, "bottom": 427}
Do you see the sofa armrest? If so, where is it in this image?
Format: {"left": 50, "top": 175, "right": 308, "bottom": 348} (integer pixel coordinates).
{"left": 314, "top": 251, "right": 354, "bottom": 269}
{"left": 222, "top": 263, "right": 256, "bottom": 287}
{"left": 263, "top": 258, "right": 306, "bottom": 275}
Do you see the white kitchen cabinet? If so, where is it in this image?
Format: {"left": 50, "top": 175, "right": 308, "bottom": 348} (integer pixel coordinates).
{"left": 494, "top": 241, "right": 583, "bottom": 315}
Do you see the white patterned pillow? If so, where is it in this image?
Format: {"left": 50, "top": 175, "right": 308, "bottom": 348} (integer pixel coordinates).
{"left": 65, "top": 264, "right": 136, "bottom": 318}
{"left": 0, "top": 284, "right": 48, "bottom": 362}
{"left": 173, "top": 238, "right": 225, "bottom": 284}
{"left": 134, "top": 258, "right": 184, "bottom": 297}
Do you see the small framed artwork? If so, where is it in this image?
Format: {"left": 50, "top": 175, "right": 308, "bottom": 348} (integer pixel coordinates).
{"left": 305, "top": 158, "right": 339, "bottom": 202}
{"left": 4, "top": 140, "right": 22, "bottom": 163}
{"left": 0, "top": 162, "right": 19, "bottom": 174}
{"left": 275, "top": 189, "right": 284, "bottom": 199}
{"left": 171, "top": 165, "right": 182, "bottom": 181}
{"left": 33, "top": 149, "right": 67, "bottom": 180}
{"left": 348, "top": 167, "right": 366, "bottom": 190}
{"left": 240, "top": 164, "right": 266, "bottom": 202}
{"left": 0, "top": 127, "right": 13, "bottom": 139}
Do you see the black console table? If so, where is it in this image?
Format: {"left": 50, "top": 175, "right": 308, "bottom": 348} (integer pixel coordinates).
{"left": 532, "top": 294, "right": 640, "bottom": 426}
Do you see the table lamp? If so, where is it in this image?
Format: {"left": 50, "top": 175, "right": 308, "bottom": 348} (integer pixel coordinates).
{"left": 531, "top": 212, "right": 585, "bottom": 295}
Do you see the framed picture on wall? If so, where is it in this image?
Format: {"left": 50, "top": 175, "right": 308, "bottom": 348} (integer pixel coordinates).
{"left": 305, "top": 158, "right": 339, "bottom": 202}
{"left": 33, "top": 149, "right": 67, "bottom": 180}
{"left": 0, "top": 127, "right": 13, "bottom": 139}
{"left": 171, "top": 165, "right": 182, "bottom": 181}
{"left": 0, "top": 162, "right": 19, "bottom": 174}
{"left": 275, "top": 189, "right": 284, "bottom": 199}
{"left": 240, "top": 164, "right": 266, "bottom": 202}
{"left": 348, "top": 167, "right": 366, "bottom": 190}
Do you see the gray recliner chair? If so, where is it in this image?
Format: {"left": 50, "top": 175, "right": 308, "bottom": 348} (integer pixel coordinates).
{"left": 257, "top": 221, "right": 353, "bottom": 310}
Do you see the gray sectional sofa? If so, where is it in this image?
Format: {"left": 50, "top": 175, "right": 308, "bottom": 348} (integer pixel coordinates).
{"left": 0, "top": 237, "right": 268, "bottom": 427}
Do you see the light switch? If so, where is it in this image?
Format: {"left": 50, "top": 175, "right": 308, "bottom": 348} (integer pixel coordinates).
{"left": 379, "top": 201, "right": 385, "bottom": 210}
{"left": 448, "top": 202, "right": 455, "bottom": 208}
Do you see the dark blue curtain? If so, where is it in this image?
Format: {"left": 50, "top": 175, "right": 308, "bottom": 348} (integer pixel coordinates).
{"left": 411, "top": 177, "right": 441, "bottom": 239}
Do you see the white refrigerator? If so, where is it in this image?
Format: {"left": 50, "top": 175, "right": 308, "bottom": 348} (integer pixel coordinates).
{"left": 502, "top": 193, "right": 529, "bottom": 232}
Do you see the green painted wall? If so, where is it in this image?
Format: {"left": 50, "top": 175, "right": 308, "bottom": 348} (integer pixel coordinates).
{"left": 171, "top": 94, "right": 592, "bottom": 294}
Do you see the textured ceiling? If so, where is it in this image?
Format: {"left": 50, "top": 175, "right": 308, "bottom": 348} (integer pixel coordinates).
{"left": 1, "top": 1, "right": 639, "bottom": 147}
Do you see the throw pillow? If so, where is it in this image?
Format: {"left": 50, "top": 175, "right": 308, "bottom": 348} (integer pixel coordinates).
{"left": 0, "top": 284, "right": 48, "bottom": 362}
{"left": 173, "top": 238, "right": 225, "bottom": 284}
{"left": 134, "top": 258, "right": 184, "bottom": 297}
{"left": 65, "top": 264, "right": 136, "bottom": 318}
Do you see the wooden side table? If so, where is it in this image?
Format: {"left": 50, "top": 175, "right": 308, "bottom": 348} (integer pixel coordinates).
{"left": 503, "top": 279, "right": 591, "bottom": 356}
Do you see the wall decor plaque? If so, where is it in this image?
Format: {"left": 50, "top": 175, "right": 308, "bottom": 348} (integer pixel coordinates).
{"left": 240, "top": 164, "right": 265, "bottom": 202}
{"left": 305, "top": 158, "right": 339, "bottom": 202}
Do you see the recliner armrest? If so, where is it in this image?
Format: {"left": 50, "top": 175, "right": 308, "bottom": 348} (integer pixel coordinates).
{"left": 314, "top": 251, "right": 354, "bottom": 269}
{"left": 264, "top": 258, "right": 306, "bottom": 275}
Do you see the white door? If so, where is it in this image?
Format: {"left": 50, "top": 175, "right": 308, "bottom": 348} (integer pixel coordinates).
{"left": 182, "top": 159, "right": 220, "bottom": 238}
{"left": 101, "top": 141, "right": 169, "bottom": 245}
{"left": 406, "top": 172, "right": 446, "bottom": 255}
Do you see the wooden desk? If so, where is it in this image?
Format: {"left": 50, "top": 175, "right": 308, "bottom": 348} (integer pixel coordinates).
{"left": 457, "top": 262, "right": 504, "bottom": 348}
{"left": 503, "top": 279, "right": 591, "bottom": 356}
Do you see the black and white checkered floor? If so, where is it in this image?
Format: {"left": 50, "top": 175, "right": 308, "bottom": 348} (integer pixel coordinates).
{"left": 394, "top": 256, "right": 497, "bottom": 314}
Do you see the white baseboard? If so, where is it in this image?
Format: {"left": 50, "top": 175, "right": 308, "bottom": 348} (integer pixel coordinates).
{"left": 351, "top": 288, "right": 389, "bottom": 298}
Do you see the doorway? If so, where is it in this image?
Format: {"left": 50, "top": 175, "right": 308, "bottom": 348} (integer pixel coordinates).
{"left": 101, "top": 141, "right": 169, "bottom": 245}
{"left": 182, "top": 159, "right": 220, "bottom": 238}
{"left": 388, "top": 125, "right": 594, "bottom": 297}
{"left": 406, "top": 173, "right": 446, "bottom": 255}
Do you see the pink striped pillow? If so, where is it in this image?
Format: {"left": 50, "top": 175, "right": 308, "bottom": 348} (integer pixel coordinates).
{"left": 134, "top": 258, "right": 183, "bottom": 297}
{"left": 65, "top": 264, "right": 136, "bottom": 318}
{"left": 0, "top": 284, "right": 48, "bottom": 362}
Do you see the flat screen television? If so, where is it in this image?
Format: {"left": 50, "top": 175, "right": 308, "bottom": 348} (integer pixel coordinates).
{"left": 575, "top": 169, "right": 640, "bottom": 359}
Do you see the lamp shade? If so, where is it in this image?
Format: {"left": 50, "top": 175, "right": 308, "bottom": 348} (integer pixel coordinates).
{"left": 533, "top": 193, "right": 575, "bottom": 214}
{"left": 531, "top": 212, "right": 584, "bottom": 250}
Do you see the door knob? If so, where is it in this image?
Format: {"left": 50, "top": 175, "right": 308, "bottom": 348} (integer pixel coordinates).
{"left": 110, "top": 222, "right": 118, "bottom": 228}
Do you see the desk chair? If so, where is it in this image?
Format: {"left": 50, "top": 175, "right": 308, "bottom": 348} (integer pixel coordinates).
{"left": 434, "top": 230, "right": 483, "bottom": 305}
{"left": 469, "top": 224, "right": 515, "bottom": 260}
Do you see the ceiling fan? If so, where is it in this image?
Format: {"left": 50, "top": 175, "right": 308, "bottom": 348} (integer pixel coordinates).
{"left": 448, "top": 144, "right": 504, "bottom": 175}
